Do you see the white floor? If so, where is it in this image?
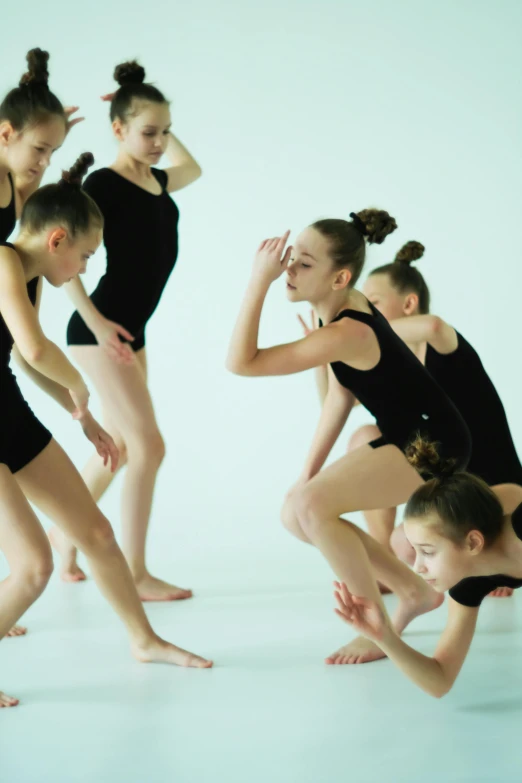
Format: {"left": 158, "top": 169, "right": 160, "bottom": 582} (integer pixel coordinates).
{"left": 2, "top": 550, "right": 522, "bottom": 783}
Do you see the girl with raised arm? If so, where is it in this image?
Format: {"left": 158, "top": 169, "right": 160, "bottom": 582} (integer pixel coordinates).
{"left": 227, "top": 213, "right": 471, "bottom": 664}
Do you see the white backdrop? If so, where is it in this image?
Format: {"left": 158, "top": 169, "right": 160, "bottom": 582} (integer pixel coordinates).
{"left": 2, "top": 0, "right": 521, "bottom": 576}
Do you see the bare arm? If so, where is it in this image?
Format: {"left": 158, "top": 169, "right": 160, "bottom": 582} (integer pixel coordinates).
{"left": 389, "top": 315, "right": 458, "bottom": 354}
{"left": 64, "top": 276, "right": 105, "bottom": 335}
{"left": 226, "top": 272, "right": 368, "bottom": 378}
{"left": 300, "top": 368, "right": 356, "bottom": 479}
{"left": 64, "top": 276, "right": 134, "bottom": 364}
{"left": 335, "top": 583, "right": 478, "bottom": 698}
{"left": 163, "top": 132, "right": 202, "bottom": 193}
{"left": 11, "top": 279, "right": 76, "bottom": 413}
{"left": 0, "top": 250, "right": 87, "bottom": 400}
{"left": 378, "top": 599, "right": 479, "bottom": 698}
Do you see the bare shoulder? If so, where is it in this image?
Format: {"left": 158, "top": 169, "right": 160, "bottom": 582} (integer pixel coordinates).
{"left": 0, "top": 244, "right": 24, "bottom": 279}
{"left": 492, "top": 484, "right": 522, "bottom": 516}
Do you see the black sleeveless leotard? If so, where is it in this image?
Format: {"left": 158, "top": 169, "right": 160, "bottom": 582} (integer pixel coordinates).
{"left": 449, "top": 502, "right": 522, "bottom": 606}
{"left": 0, "top": 241, "right": 52, "bottom": 471}
{"left": 324, "top": 304, "right": 472, "bottom": 471}
{"left": 0, "top": 173, "right": 16, "bottom": 240}
{"left": 425, "top": 332, "right": 522, "bottom": 487}
{"left": 67, "top": 168, "right": 180, "bottom": 352}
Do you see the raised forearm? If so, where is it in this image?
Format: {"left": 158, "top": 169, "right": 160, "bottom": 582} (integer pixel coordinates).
{"left": 165, "top": 132, "right": 201, "bottom": 171}
{"left": 226, "top": 277, "right": 270, "bottom": 374}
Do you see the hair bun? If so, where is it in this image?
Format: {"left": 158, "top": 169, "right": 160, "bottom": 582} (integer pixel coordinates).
{"left": 19, "top": 48, "right": 50, "bottom": 88}
{"left": 114, "top": 60, "right": 146, "bottom": 87}
{"left": 60, "top": 152, "right": 94, "bottom": 188}
{"left": 352, "top": 208, "right": 398, "bottom": 245}
{"left": 395, "top": 240, "right": 425, "bottom": 266}
{"left": 406, "top": 436, "right": 456, "bottom": 479}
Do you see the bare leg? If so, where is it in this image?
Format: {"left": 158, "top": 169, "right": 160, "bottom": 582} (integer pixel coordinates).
{"left": 49, "top": 419, "right": 127, "bottom": 582}
{"left": 0, "top": 464, "right": 56, "bottom": 707}
{"left": 54, "top": 346, "right": 191, "bottom": 601}
{"left": 347, "top": 424, "right": 397, "bottom": 546}
{"left": 284, "top": 444, "right": 442, "bottom": 664}
{"left": 17, "top": 442, "right": 211, "bottom": 668}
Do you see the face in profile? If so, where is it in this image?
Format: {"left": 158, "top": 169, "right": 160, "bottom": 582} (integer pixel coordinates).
{"left": 363, "top": 273, "right": 414, "bottom": 321}
{"left": 404, "top": 517, "right": 474, "bottom": 593}
{"left": 1, "top": 115, "right": 66, "bottom": 182}
{"left": 113, "top": 101, "right": 171, "bottom": 166}
{"left": 285, "top": 226, "right": 351, "bottom": 304}
{"left": 46, "top": 225, "right": 102, "bottom": 287}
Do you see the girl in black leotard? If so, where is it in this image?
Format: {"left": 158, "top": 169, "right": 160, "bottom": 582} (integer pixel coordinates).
{"left": 0, "top": 48, "right": 83, "bottom": 648}
{"left": 227, "top": 212, "right": 472, "bottom": 666}
{"left": 53, "top": 61, "right": 202, "bottom": 599}
{"left": 0, "top": 153, "right": 211, "bottom": 706}
{"left": 334, "top": 437, "right": 522, "bottom": 696}
{"left": 345, "top": 241, "right": 521, "bottom": 597}
{"left": 0, "top": 48, "right": 83, "bottom": 239}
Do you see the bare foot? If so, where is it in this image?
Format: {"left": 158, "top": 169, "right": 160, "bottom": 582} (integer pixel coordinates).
{"left": 489, "top": 587, "right": 514, "bottom": 598}
{"left": 0, "top": 691, "right": 19, "bottom": 708}
{"left": 392, "top": 583, "right": 445, "bottom": 635}
{"left": 6, "top": 625, "right": 27, "bottom": 638}
{"left": 49, "top": 526, "right": 87, "bottom": 583}
{"left": 135, "top": 574, "right": 193, "bottom": 602}
{"left": 325, "top": 584, "right": 444, "bottom": 666}
{"left": 132, "top": 636, "right": 213, "bottom": 668}
{"left": 326, "top": 636, "right": 386, "bottom": 665}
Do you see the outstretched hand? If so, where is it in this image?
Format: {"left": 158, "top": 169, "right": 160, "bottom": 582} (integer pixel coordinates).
{"left": 100, "top": 93, "right": 116, "bottom": 102}
{"left": 63, "top": 106, "right": 85, "bottom": 133}
{"left": 297, "top": 309, "right": 319, "bottom": 336}
{"left": 253, "top": 231, "right": 292, "bottom": 284}
{"left": 333, "top": 581, "right": 389, "bottom": 644}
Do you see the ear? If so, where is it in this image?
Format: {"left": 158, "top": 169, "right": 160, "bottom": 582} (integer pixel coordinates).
{"left": 0, "top": 121, "right": 15, "bottom": 147}
{"left": 112, "top": 118, "right": 125, "bottom": 141}
{"left": 466, "top": 530, "right": 485, "bottom": 556}
{"left": 403, "top": 293, "right": 419, "bottom": 315}
{"left": 333, "top": 268, "right": 353, "bottom": 291}
{"left": 48, "top": 228, "right": 68, "bottom": 252}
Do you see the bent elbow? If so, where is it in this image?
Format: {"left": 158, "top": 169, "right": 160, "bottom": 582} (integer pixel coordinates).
{"left": 430, "top": 681, "right": 452, "bottom": 699}
{"left": 225, "top": 357, "right": 247, "bottom": 376}
{"left": 428, "top": 315, "right": 444, "bottom": 337}
{"left": 23, "top": 341, "right": 47, "bottom": 365}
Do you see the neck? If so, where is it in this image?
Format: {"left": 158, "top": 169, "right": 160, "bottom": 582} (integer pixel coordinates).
{"left": 0, "top": 155, "right": 11, "bottom": 185}
{"left": 12, "top": 233, "right": 46, "bottom": 281}
{"left": 113, "top": 150, "right": 153, "bottom": 178}
{"left": 314, "top": 288, "right": 360, "bottom": 325}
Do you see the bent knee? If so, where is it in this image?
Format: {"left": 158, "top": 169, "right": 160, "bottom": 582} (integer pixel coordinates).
{"left": 347, "top": 424, "right": 381, "bottom": 453}
{"left": 15, "top": 546, "right": 54, "bottom": 594}
{"left": 293, "top": 484, "right": 330, "bottom": 537}
{"left": 129, "top": 430, "right": 166, "bottom": 466}
{"left": 81, "top": 516, "right": 118, "bottom": 553}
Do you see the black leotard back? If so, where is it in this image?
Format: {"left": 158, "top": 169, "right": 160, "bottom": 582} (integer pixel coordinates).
{"left": 425, "top": 332, "right": 522, "bottom": 486}
{"left": 449, "top": 502, "right": 522, "bottom": 606}
{"left": 0, "top": 173, "right": 16, "bottom": 241}
{"left": 325, "top": 304, "right": 471, "bottom": 468}
{"left": 67, "top": 167, "right": 179, "bottom": 351}
{"left": 0, "top": 241, "right": 52, "bottom": 471}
